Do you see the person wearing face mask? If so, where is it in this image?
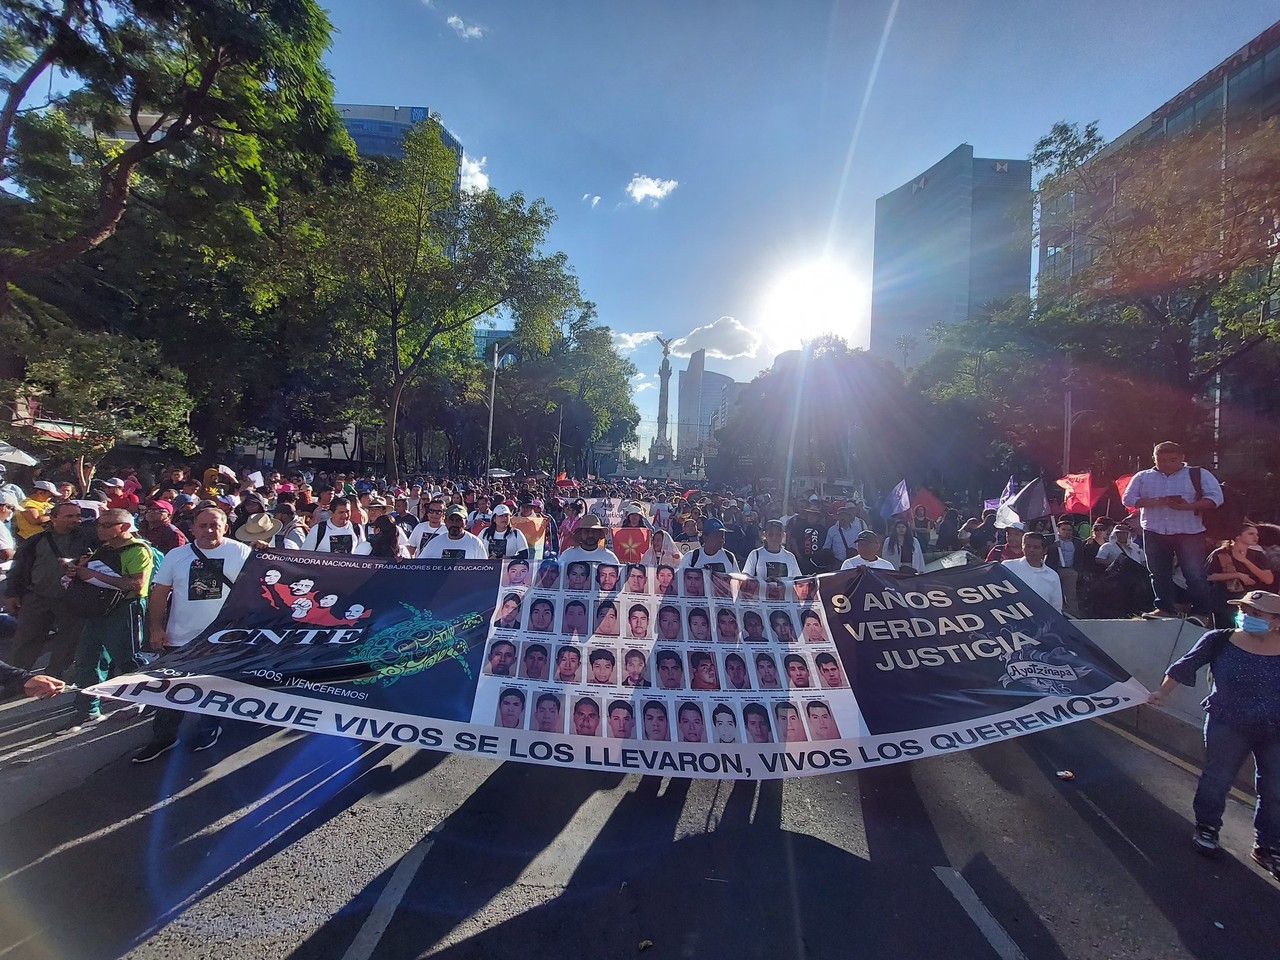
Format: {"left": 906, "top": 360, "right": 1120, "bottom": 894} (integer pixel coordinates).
{"left": 1147, "top": 590, "right": 1280, "bottom": 881}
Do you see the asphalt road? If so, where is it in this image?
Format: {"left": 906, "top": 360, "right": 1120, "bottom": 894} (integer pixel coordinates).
{"left": 1, "top": 694, "right": 1277, "bottom": 960}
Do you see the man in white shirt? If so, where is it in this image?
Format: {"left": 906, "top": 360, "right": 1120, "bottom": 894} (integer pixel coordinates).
{"left": 300, "top": 497, "right": 365, "bottom": 554}
{"left": 841, "top": 530, "right": 897, "bottom": 571}
{"left": 822, "top": 504, "right": 867, "bottom": 566}
{"left": 1002, "top": 532, "right": 1064, "bottom": 613}
{"left": 558, "top": 515, "right": 620, "bottom": 565}
{"left": 418, "top": 505, "right": 488, "bottom": 560}
{"left": 743, "top": 519, "right": 800, "bottom": 580}
{"left": 0, "top": 492, "right": 17, "bottom": 573}
{"left": 134, "top": 507, "right": 253, "bottom": 763}
{"left": 408, "top": 499, "right": 447, "bottom": 556}
{"left": 678, "top": 519, "right": 740, "bottom": 572}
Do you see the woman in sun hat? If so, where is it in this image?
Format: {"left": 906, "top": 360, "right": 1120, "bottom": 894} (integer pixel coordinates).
{"left": 1148, "top": 589, "right": 1280, "bottom": 880}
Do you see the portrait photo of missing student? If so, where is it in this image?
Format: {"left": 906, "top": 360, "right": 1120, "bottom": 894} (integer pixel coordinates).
{"left": 713, "top": 607, "right": 740, "bottom": 643}
{"left": 805, "top": 700, "right": 841, "bottom": 740}
{"left": 653, "top": 648, "right": 685, "bottom": 690}
{"left": 534, "top": 559, "right": 561, "bottom": 590}
{"left": 561, "top": 598, "right": 589, "bottom": 638}
{"left": 595, "top": 563, "right": 621, "bottom": 593}
{"left": 593, "top": 599, "right": 621, "bottom": 637}
{"left": 654, "top": 564, "right": 678, "bottom": 597}
{"left": 814, "top": 651, "right": 847, "bottom": 688}
{"left": 741, "top": 608, "right": 768, "bottom": 642}
{"left": 709, "top": 571, "right": 735, "bottom": 600}
{"left": 503, "top": 558, "right": 531, "bottom": 588}
{"left": 625, "top": 602, "right": 651, "bottom": 639}
{"left": 711, "top": 703, "right": 739, "bottom": 743}
{"left": 621, "top": 648, "right": 651, "bottom": 687}
{"left": 774, "top": 700, "right": 808, "bottom": 743}
{"left": 607, "top": 699, "right": 636, "bottom": 739}
{"left": 655, "top": 603, "right": 683, "bottom": 641}
{"left": 792, "top": 578, "right": 817, "bottom": 602}
{"left": 754, "top": 651, "right": 783, "bottom": 690}
{"left": 680, "top": 567, "right": 707, "bottom": 598}
{"left": 623, "top": 563, "right": 650, "bottom": 595}
{"left": 799, "top": 608, "right": 829, "bottom": 643}
{"left": 587, "top": 647, "right": 617, "bottom": 685}
{"left": 564, "top": 561, "right": 592, "bottom": 592}
{"left": 686, "top": 606, "right": 713, "bottom": 643}
{"left": 688, "top": 650, "right": 720, "bottom": 691}
{"left": 493, "top": 592, "right": 523, "bottom": 630}
{"left": 526, "top": 596, "right": 556, "bottom": 634}
{"left": 769, "top": 609, "right": 798, "bottom": 645}
{"left": 742, "top": 702, "right": 773, "bottom": 743}
{"left": 530, "top": 692, "right": 563, "bottom": 734}
{"left": 571, "top": 695, "right": 602, "bottom": 737}
{"left": 722, "top": 651, "right": 752, "bottom": 691}
{"left": 676, "top": 701, "right": 707, "bottom": 743}
{"left": 783, "top": 653, "right": 813, "bottom": 689}
{"left": 641, "top": 700, "right": 670, "bottom": 741}
{"left": 485, "top": 638, "right": 518, "bottom": 677}
{"left": 554, "top": 645, "right": 582, "bottom": 684}
{"left": 737, "top": 577, "right": 761, "bottom": 601}
{"left": 764, "top": 579, "right": 788, "bottom": 602}
{"left": 520, "top": 641, "right": 550, "bottom": 681}
{"left": 495, "top": 687, "right": 526, "bottom": 729}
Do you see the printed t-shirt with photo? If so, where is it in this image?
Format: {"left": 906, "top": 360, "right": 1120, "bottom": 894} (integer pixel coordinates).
{"left": 482, "top": 526, "right": 530, "bottom": 561}
{"left": 742, "top": 546, "right": 801, "bottom": 581}
{"left": 677, "top": 547, "right": 740, "bottom": 573}
{"left": 409, "top": 521, "right": 446, "bottom": 555}
{"left": 301, "top": 521, "right": 364, "bottom": 554}
{"left": 152, "top": 539, "right": 252, "bottom": 645}
{"left": 417, "top": 531, "right": 489, "bottom": 560}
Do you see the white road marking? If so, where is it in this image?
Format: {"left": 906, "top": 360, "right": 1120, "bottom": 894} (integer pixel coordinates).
{"left": 933, "top": 866, "right": 1029, "bottom": 960}
{"left": 1076, "top": 793, "right": 1153, "bottom": 866}
{"left": 339, "top": 834, "right": 435, "bottom": 960}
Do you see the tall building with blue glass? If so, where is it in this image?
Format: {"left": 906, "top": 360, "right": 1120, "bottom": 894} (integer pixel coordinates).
{"left": 336, "top": 103, "right": 464, "bottom": 188}
{"left": 869, "top": 144, "right": 1031, "bottom": 358}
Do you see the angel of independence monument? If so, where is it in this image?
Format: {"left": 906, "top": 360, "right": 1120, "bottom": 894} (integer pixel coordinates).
{"left": 647, "top": 336, "right": 678, "bottom": 478}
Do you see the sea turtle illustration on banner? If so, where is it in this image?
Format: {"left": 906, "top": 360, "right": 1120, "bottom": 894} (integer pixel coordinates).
{"left": 349, "top": 602, "right": 486, "bottom": 685}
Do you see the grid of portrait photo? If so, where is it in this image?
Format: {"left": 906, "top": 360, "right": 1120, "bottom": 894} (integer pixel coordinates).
{"left": 471, "top": 559, "right": 866, "bottom": 745}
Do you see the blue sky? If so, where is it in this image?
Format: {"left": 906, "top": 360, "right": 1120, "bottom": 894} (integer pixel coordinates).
{"left": 323, "top": 1, "right": 1278, "bottom": 450}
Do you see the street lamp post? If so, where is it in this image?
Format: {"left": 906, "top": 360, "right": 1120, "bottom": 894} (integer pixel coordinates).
{"left": 485, "top": 340, "right": 513, "bottom": 480}
{"left": 1062, "top": 389, "right": 1098, "bottom": 475}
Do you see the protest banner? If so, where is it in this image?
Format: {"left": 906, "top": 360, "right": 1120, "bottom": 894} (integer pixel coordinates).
{"left": 610, "top": 528, "right": 650, "bottom": 563}
{"left": 88, "top": 554, "right": 1147, "bottom": 780}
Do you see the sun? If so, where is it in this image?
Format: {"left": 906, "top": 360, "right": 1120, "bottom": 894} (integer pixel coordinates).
{"left": 757, "top": 261, "right": 869, "bottom": 351}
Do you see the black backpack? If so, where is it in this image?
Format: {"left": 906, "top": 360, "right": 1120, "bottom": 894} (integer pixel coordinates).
{"left": 1190, "top": 467, "right": 1244, "bottom": 540}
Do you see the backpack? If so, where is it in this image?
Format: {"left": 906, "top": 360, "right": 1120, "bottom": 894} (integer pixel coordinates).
{"left": 1190, "top": 467, "right": 1244, "bottom": 540}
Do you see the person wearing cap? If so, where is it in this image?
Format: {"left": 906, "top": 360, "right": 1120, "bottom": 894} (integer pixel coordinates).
{"left": 0, "top": 462, "right": 25, "bottom": 504}
{"left": 14, "top": 480, "right": 59, "bottom": 540}
{"left": 984, "top": 523, "right": 1024, "bottom": 563}
{"left": 133, "top": 505, "right": 253, "bottom": 763}
{"left": 0, "top": 492, "right": 17, "bottom": 572}
{"left": 558, "top": 515, "right": 620, "bottom": 565}
{"left": 678, "top": 517, "right": 739, "bottom": 572}
{"left": 822, "top": 503, "right": 868, "bottom": 567}
{"left": 481, "top": 504, "right": 531, "bottom": 561}
{"left": 362, "top": 496, "right": 410, "bottom": 554}
{"left": 140, "top": 500, "right": 188, "bottom": 554}
{"left": 743, "top": 519, "right": 801, "bottom": 580}
{"left": 417, "top": 504, "right": 488, "bottom": 559}
{"left": 300, "top": 496, "right": 366, "bottom": 554}
{"left": 467, "top": 493, "right": 494, "bottom": 530}
{"left": 270, "top": 502, "right": 306, "bottom": 549}
{"left": 1147, "top": 589, "right": 1280, "bottom": 880}
{"left": 101, "top": 477, "right": 140, "bottom": 514}
{"left": 841, "top": 529, "right": 896, "bottom": 571}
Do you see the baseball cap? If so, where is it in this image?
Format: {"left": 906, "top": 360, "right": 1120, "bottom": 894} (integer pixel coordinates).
{"left": 493, "top": 504, "right": 512, "bottom": 516}
{"left": 1228, "top": 590, "right": 1280, "bottom": 615}
{"left": 103, "top": 477, "right": 125, "bottom": 488}
{"left": 702, "top": 518, "right": 725, "bottom": 534}
{"left": 147, "top": 499, "right": 174, "bottom": 513}
{"left": 273, "top": 502, "right": 297, "bottom": 518}
{"left": 764, "top": 518, "right": 785, "bottom": 530}
{"left": 33, "top": 480, "right": 59, "bottom": 494}
{"left": 0, "top": 491, "right": 18, "bottom": 508}
{"left": 445, "top": 504, "right": 467, "bottom": 519}
{"left": 854, "top": 530, "right": 881, "bottom": 542}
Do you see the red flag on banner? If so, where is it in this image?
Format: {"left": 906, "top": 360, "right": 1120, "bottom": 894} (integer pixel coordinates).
{"left": 909, "top": 486, "right": 947, "bottom": 521}
{"left": 1114, "top": 474, "right": 1136, "bottom": 512}
{"left": 611, "top": 527, "right": 650, "bottom": 563}
{"left": 1055, "top": 473, "right": 1095, "bottom": 513}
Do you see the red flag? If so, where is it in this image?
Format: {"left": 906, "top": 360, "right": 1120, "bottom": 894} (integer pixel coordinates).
{"left": 610, "top": 527, "right": 650, "bottom": 563}
{"left": 909, "top": 486, "right": 946, "bottom": 521}
{"left": 1055, "top": 473, "right": 1095, "bottom": 513}
{"left": 555, "top": 471, "right": 567, "bottom": 481}
{"left": 1114, "top": 474, "right": 1136, "bottom": 512}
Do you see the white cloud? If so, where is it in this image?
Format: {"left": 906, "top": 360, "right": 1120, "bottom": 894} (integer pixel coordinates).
{"left": 612, "top": 329, "right": 659, "bottom": 353}
{"left": 635, "top": 382, "right": 656, "bottom": 393}
{"left": 460, "top": 154, "right": 489, "bottom": 193}
{"left": 446, "top": 15, "right": 484, "bottom": 39}
{"left": 670, "top": 316, "right": 761, "bottom": 360}
{"left": 631, "top": 372, "right": 649, "bottom": 381}
{"left": 625, "top": 173, "right": 678, "bottom": 206}
{"left": 581, "top": 192, "right": 601, "bottom": 208}
{"left": 591, "top": 195, "right": 600, "bottom": 207}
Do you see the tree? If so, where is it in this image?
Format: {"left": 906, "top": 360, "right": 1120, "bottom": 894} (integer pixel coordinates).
{"left": 0, "top": 0, "right": 348, "bottom": 315}
{"left": 335, "top": 120, "right": 593, "bottom": 480}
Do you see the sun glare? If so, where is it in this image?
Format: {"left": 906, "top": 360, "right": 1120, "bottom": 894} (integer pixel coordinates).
{"left": 758, "top": 261, "right": 869, "bottom": 351}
